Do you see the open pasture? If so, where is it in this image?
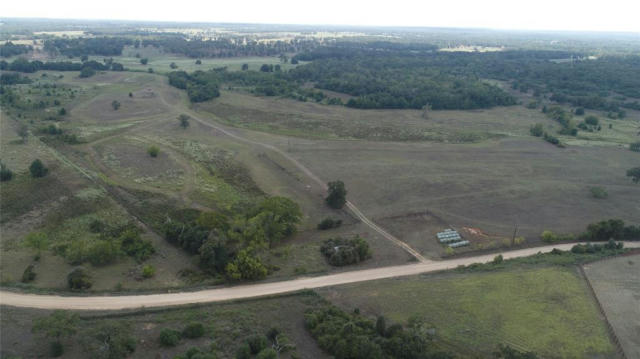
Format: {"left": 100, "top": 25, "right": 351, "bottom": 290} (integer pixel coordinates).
{"left": 319, "top": 266, "right": 616, "bottom": 358}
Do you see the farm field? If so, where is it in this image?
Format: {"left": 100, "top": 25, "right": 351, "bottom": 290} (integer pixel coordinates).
{"left": 583, "top": 254, "right": 640, "bottom": 359}
{"left": 318, "top": 265, "right": 616, "bottom": 358}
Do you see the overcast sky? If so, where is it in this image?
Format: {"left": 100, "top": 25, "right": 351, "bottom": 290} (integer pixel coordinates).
{"left": 4, "top": 0, "right": 640, "bottom": 33}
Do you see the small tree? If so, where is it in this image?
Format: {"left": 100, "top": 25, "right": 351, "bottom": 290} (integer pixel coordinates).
{"left": 29, "top": 159, "right": 48, "bottom": 178}
{"left": 17, "top": 123, "right": 29, "bottom": 143}
{"left": 241, "top": 63, "right": 249, "bottom": 71}
{"left": 32, "top": 310, "right": 79, "bottom": 357}
{"left": 140, "top": 58, "right": 148, "bottom": 65}
{"left": 147, "top": 146, "right": 159, "bottom": 157}
{"left": 195, "top": 59, "right": 202, "bottom": 65}
{"left": 128, "top": 92, "right": 133, "bottom": 97}
{"left": 170, "top": 62, "right": 178, "bottom": 69}
{"left": 627, "top": 167, "right": 640, "bottom": 183}
{"left": 142, "top": 264, "right": 155, "bottom": 278}
{"left": 529, "top": 123, "right": 544, "bottom": 137}
{"left": 67, "top": 267, "right": 92, "bottom": 291}
{"left": 58, "top": 107, "right": 66, "bottom": 116}
{"left": 159, "top": 328, "right": 181, "bottom": 347}
{"left": 111, "top": 100, "right": 121, "bottom": 110}
{"left": 630, "top": 141, "right": 640, "bottom": 152}
{"left": 178, "top": 114, "right": 190, "bottom": 129}
{"left": 0, "top": 161, "right": 13, "bottom": 182}
{"left": 590, "top": 186, "right": 608, "bottom": 199}
{"left": 182, "top": 322, "right": 205, "bottom": 338}
{"left": 325, "top": 180, "right": 347, "bottom": 209}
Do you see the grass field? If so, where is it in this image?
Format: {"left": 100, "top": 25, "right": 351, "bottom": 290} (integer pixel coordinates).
{"left": 583, "top": 254, "right": 640, "bottom": 359}
{"left": 0, "top": 292, "right": 329, "bottom": 359}
{"left": 319, "top": 265, "right": 616, "bottom": 358}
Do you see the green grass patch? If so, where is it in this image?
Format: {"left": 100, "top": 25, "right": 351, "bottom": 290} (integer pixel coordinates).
{"left": 321, "top": 265, "right": 615, "bottom": 358}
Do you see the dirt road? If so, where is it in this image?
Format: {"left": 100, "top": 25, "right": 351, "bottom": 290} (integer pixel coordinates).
{"left": 2, "top": 242, "right": 637, "bottom": 310}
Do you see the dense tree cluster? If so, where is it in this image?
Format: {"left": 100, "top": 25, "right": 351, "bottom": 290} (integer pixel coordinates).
{"left": 168, "top": 70, "right": 221, "bottom": 102}
{"left": 290, "top": 48, "right": 516, "bottom": 110}
{"left": 305, "top": 306, "right": 454, "bottom": 359}
{"left": 43, "top": 37, "right": 132, "bottom": 56}
{"left": 0, "top": 72, "right": 32, "bottom": 85}
{"left": 163, "top": 196, "right": 301, "bottom": 281}
{"left": 320, "top": 236, "right": 371, "bottom": 266}
{"left": 1, "top": 58, "right": 118, "bottom": 73}
{"left": 582, "top": 219, "right": 640, "bottom": 241}
{"left": 0, "top": 41, "right": 31, "bottom": 57}
{"left": 142, "top": 37, "right": 318, "bottom": 58}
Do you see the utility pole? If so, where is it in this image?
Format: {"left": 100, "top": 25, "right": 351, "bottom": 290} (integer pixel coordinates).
{"left": 511, "top": 224, "right": 518, "bottom": 246}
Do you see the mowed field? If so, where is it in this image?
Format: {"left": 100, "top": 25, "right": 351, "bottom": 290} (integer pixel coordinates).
{"left": 583, "top": 254, "right": 640, "bottom": 359}
{"left": 318, "top": 265, "right": 616, "bottom": 358}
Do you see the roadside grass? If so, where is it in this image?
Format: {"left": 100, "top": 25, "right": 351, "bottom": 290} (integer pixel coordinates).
{"left": 319, "top": 264, "right": 616, "bottom": 358}
{"left": 0, "top": 291, "right": 329, "bottom": 359}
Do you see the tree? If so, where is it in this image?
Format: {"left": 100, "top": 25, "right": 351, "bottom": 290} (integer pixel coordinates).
{"left": 140, "top": 58, "right": 148, "bottom": 65}
{"left": 225, "top": 249, "right": 268, "bottom": 281}
{"left": 195, "top": 59, "right": 202, "bottom": 65}
{"left": 147, "top": 146, "right": 159, "bottom": 157}
{"left": 325, "top": 180, "right": 347, "bottom": 209}
{"left": 79, "top": 66, "right": 96, "bottom": 78}
{"left": 33, "top": 310, "right": 79, "bottom": 357}
{"left": 0, "top": 161, "right": 13, "bottom": 182}
{"left": 58, "top": 107, "right": 67, "bottom": 116}
{"left": 529, "top": 123, "right": 544, "bottom": 137}
{"left": 111, "top": 100, "right": 120, "bottom": 110}
{"left": 630, "top": 141, "right": 640, "bottom": 152}
{"left": 627, "top": 167, "right": 640, "bottom": 183}
{"left": 241, "top": 63, "right": 249, "bottom": 71}
{"left": 574, "top": 107, "right": 585, "bottom": 115}
{"left": 376, "top": 316, "right": 386, "bottom": 336}
{"left": 67, "top": 267, "right": 92, "bottom": 290}
{"left": 170, "top": 62, "right": 178, "bottom": 69}
{"left": 178, "top": 114, "right": 190, "bottom": 129}
{"left": 291, "top": 58, "right": 299, "bottom": 65}
{"left": 29, "top": 159, "right": 48, "bottom": 178}
{"left": 22, "top": 264, "right": 37, "bottom": 282}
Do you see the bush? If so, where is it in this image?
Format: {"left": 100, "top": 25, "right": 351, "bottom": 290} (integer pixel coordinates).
{"left": 67, "top": 267, "right": 92, "bottom": 291}
{"left": 0, "top": 161, "right": 13, "bottom": 182}
{"left": 159, "top": 328, "right": 181, "bottom": 347}
{"left": 79, "top": 67, "right": 95, "bottom": 78}
{"left": 317, "top": 217, "right": 343, "bottom": 230}
{"left": 256, "top": 348, "right": 278, "bottom": 359}
{"left": 246, "top": 334, "right": 268, "bottom": 354}
{"left": 111, "top": 100, "right": 121, "bottom": 110}
{"left": 50, "top": 341, "right": 64, "bottom": 357}
{"left": 321, "top": 236, "right": 371, "bottom": 266}
{"left": 574, "top": 107, "right": 585, "bottom": 115}
{"left": 529, "top": 123, "right": 544, "bottom": 137}
{"left": 589, "top": 186, "right": 608, "bottom": 199}
{"left": 29, "top": 159, "right": 49, "bottom": 178}
{"left": 236, "top": 343, "right": 251, "bottom": 359}
{"left": 541, "top": 230, "right": 573, "bottom": 243}
{"left": 21, "top": 264, "right": 36, "bottom": 283}
{"left": 87, "top": 240, "right": 121, "bottom": 266}
{"left": 142, "top": 264, "right": 155, "bottom": 278}
{"left": 182, "top": 322, "right": 205, "bottom": 339}
{"left": 147, "top": 146, "right": 159, "bottom": 157}
{"left": 630, "top": 142, "right": 640, "bottom": 152}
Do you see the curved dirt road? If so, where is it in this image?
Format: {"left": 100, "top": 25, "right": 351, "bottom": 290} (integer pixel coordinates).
{"left": 2, "top": 242, "right": 637, "bottom": 310}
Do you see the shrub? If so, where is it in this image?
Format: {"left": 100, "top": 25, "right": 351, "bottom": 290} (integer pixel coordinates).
{"left": 246, "top": 334, "right": 268, "bottom": 354}
{"left": 29, "top": 159, "right": 48, "bottom": 178}
{"left": 142, "top": 264, "right": 155, "bottom": 278}
{"left": 21, "top": 264, "right": 36, "bottom": 283}
{"left": 0, "top": 161, "right": 13, "bottom": 182}
{"left": 236, "top": 343, "right": 251, "bottom": 359}
{"left": 529, "top": 123, "right": 544, "bottom": 137}
{"left": 50, "top": 341, "right": 64, "bottom": 357}
{"left": 541, "top": 230, "right": 573, "bottom": 243}
{"left": 111, "top": 100, "right": 121, "bottom": 110}
{"left": 589, "top": 186, "right": 608, "bottom": 199}
{"left": 256, "top": 348, "right": 278, "bottom": 359}
{"left": 574, "top": 107, "right": 585, "bottom": 115}
{"left": 67, "top": 267, "right": 92, "bottom": 291}
{"left": 87, "top": 240, "right": 121, "bottom": 266}
{"left": 492, "top": 254, "right": 504, "bottom": 264}
{"left": 159, "top": 328, "right": 181, "bottom": 347}
{"left": 147, "top": 146, "right": 159, "bottom": 157}
{"left": 79, "top": 67, "right": 95, "bottom": 78}
{"left": 182, "top": 322, "right": 205, "bottom": 339}
{"left": 321, "top": 236, "right": 371, "bottom": 266}
{"left": 317, "top": 217, "right": 343, "bottom": 230}
{"left": 630, "top": 142, "right": 640, "bottom": 152}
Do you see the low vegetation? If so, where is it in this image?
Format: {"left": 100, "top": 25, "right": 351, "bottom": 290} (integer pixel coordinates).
{"left": 320, "top": 236, "right": 371, "bottom": 266}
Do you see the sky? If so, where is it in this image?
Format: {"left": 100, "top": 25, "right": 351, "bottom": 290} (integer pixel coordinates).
{"left": 3, "top": 0, "right": 640, "bottom": 33}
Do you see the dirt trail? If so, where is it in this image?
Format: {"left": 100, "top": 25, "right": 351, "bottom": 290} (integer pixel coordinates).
{"left": 178, "top": 104, "right": 428, "bottom": 262}
{"left": 2, "top": 242, "right": 638, "bottom": 310}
